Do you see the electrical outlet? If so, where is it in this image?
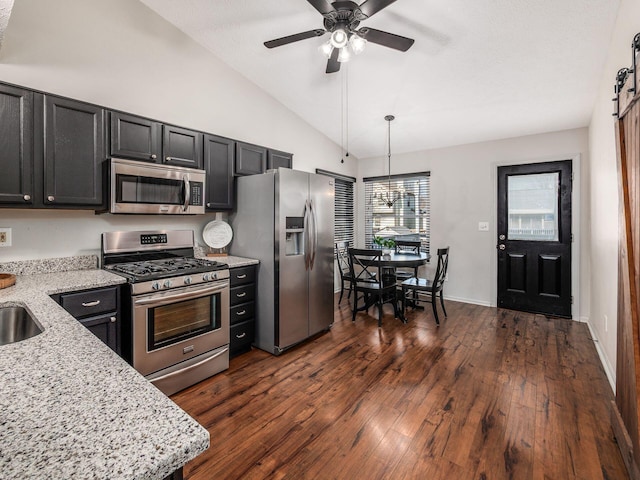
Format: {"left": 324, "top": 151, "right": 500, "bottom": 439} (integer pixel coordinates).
{"left": 0, "top": 228, "right": 12, "bottom": 247}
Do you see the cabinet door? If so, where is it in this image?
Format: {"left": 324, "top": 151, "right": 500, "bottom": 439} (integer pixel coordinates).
{"left": 203, "top": 134, "right": 234, "bottom": 210}
{"left": 43, "top": 96, "right": 106, "bottom": 207}
{"left": 0, "top": 84, "right": 33, "bottom": 206}
{"left": 79, "top": 313, "right": 119, "bottom": 354}
{"left": 163, "top": 125, "right": 203, "bottom": 169}
{"left": 235, "top": 141, "right": 266, "bottom": 176}
{"left": 267, "top": 149, "right": 293, "bottom": 170}
{"left": 110, "top": 112, "right": 161, "bottom": 163}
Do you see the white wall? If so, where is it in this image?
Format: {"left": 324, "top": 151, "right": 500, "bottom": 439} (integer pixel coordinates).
{"left": 357, "top": 128, "right": 590, "bottom": 316}
{"left": 0, "top": 0, "right": 356, "bottom": 262}
{"left": 588, "top": 0, "right": 640, "bottom": 388}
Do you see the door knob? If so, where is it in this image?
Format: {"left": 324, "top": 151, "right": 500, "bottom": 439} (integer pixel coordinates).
{"left": 499, "top": 234, "right": 506, "bottom": 240}
{"left": 499, "top": 244, "right": 506, "bottom": 250}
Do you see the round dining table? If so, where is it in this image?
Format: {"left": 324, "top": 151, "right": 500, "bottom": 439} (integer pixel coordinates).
{"left": 378, "top": 251, "right": 431, "bottom": 268}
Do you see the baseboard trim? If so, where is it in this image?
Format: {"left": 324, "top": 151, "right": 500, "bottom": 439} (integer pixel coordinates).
{"left": 586, "top": 320, "right": 616, "bottom": 393}
{"left": 443, "top": 295, "right": 491, "bottom": 307}
{"left": 611, "top": 400, "right": 640, "bottom": 479}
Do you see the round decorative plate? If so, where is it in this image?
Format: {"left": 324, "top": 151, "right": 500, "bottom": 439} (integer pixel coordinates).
{"left": 203, "top": 220, "right": 233, "bottom": 249}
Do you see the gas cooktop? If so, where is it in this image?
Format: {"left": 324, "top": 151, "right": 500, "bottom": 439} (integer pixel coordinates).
{"left": 105, "top": 257, "right": 227, "bottom": 283}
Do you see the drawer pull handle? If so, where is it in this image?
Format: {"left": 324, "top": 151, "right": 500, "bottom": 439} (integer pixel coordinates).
{"left": 110, "top": 316, "right": 117, "bottom": 323}
{"left": 236, "top": 274, "right": 247, "bottom": 279}
{"left": 236, "top": 292, "right": 247, "bottom": 298}
{"left": 237, "top": 310, "right": 246, "bottom": 316}
{"left": 82, "top": 300, "right": 101, "bottom": 307}
{"left": 235, "top": 333, "right": 246, "bottom": 339}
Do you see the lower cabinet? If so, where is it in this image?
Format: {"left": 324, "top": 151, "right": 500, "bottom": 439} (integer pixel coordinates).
{"left": 229, "top": 265, "right": 257, "bottom": 357}
{"left": 51, "top": 286, "right": 120, "bottom": 355}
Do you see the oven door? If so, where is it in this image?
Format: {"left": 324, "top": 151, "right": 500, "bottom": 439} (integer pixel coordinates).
{"left": 132, "top": 279, "right": 229, "bottom": 376}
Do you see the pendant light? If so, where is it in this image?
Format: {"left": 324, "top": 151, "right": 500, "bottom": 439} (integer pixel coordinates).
{"left": 382, "top": 114, "right": 397, "bottom": 208}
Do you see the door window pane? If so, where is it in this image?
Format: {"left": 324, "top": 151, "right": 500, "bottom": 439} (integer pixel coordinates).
{"left": 507, "top": 173, "right": 559, "bottom": 241}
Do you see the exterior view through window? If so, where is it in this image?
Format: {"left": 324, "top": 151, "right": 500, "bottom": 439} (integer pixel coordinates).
{"left": 364, "top": 172, "right": 430, "bottom": 256}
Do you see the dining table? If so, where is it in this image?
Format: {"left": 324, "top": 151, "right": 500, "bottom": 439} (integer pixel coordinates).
{"left": 373, "top": 251, "right": 431, "bottom": 322}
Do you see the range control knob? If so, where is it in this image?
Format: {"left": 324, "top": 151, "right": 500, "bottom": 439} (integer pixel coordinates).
{"left": 184, "top": 276, "right": 192, "bottom": 285}
{"left": 211, "top": 272, "right": 218, "bottom": 280}
{"left": 151, "top": 281, "right": 160, "bottom": 291}
{"left": 203, "top": 273, "right": 210, "bottom": 281}
{"left": 163, "top": 280, "right": 172, "bottom": 288}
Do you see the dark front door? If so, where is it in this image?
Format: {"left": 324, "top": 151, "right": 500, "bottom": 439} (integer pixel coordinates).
{"left": 497, "top": 160, "right": 572, "bottom": 317}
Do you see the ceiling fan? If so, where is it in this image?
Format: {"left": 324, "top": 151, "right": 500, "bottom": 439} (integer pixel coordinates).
{"left": 264, "top": 0, "right": 415, "bottom": 74}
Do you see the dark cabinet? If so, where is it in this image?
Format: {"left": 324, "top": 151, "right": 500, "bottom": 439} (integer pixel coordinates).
{"left": 41, "top": 95, "right": 106, "bottom": 207}
{"left": 235, "top": 142, "right": 267, "bottom": 176}
{"left": 109, "top": 113, "right": 203, "bottom": 169}
{"left": 0, "top": 84, "right": 33, "bottom": 206}
{"left": 53, "top": 286, "right": 120, "bottom": 355}
{"left": 229, "top": 265, "right": 257, "bottom": 357}
{"left": 163, "top": 124, "right": 203, "bottom": 169}
{"left": 267, "top": 149, "right": 293, "bottom": 170}
{"left": 204, "top": 134, "right": 234, "bottom": 210}
{"left": 110, "top": 111, "right": 161, "bottom": 163}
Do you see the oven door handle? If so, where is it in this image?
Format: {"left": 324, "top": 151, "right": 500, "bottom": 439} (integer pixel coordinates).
{"left": 134, "top": 281, "right": 228, "bottom": 306}
{"left": 147, "top": 346, "right": 229, "bottom": 384}
{"left": 183, "top": 175, "right": 191, "bottom": 212}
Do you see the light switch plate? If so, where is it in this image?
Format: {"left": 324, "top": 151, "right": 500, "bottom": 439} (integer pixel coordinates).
{"left": 478, "top": 222, "right": 489, "bottom": 232}
{"left": 0, "top": 228, "right": 12, "bottom": 247}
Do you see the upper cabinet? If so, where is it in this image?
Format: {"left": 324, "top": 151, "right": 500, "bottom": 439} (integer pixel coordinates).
{"left": 163, "top": 125, "right": 203, "bottom": 169}
{"left": 0, "top": 84, "right": 34, "bottom": 206}
{"left": 40, "top": 95, "right": 106, "bottom": 208}
{"left": 235, "top": 141, "right": 267, "bottom": 176}
{"left": 267, "top": 149, "right": 293, "bottom": 170}
{"left": 109, "top": 112, "right": 203, "bottom": 169}
{"left": 110, "top": 112, "right": 161, "bottom": 163}
{"left": 204, "top": 134, "right": 234, "bottom": 211}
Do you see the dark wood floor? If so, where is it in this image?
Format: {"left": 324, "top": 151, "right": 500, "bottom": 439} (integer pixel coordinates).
{"left": 171, "top": 295, "right": 628, "bottom": 480}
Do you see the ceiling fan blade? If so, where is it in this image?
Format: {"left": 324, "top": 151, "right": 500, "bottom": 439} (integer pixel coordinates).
{"left": 264, "top": 29, "right": 326, "bottom": 48}
{"left": 326, "top": 48, "right": 340, "bottom": 74}
{"left": 358, "top": 0, "right": 397, "bottom": 19}
{"left": 359, "top": 27, "right": 414, "bottom": 51}
{"left": 307, "top": 0, "right": 335, "bottom": 15}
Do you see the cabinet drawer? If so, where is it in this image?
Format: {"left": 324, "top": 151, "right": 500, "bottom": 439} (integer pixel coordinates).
{"left": 230, "top": 319, "right": 254, "bottom": 351}
{"left": 60, "top": 287, "right": 118, "bottom": 318}
{"left": 230, "top": 284, "right": 254, "bottom": 306}
{"left": 230, "top": 302, "right": 254, "bottom": 325}
{"left": 230, "top": 266, "right": 256, "bottom": 286}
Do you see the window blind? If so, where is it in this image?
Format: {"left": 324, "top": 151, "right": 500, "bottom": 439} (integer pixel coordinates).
{"left": 316, "top": 169, "right": 355, "bottom": 249}
{"left": 363, "top": 172, "right": 430, "bottom": 256}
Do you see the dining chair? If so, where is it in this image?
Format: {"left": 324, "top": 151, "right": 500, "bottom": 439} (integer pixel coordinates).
{"left": 401, "top": 247, "right": 449, "bottom": 325}
{"left": 335, "top": 241, "right": 354, "bottom": 303}
{"left": 348, "top": 248, "right": 399, "bottom": 327}
{"left": 394, "top": 240, "right": 422, "bottom": 281}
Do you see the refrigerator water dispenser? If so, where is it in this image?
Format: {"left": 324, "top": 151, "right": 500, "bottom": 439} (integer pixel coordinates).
{"left": 285, "top": 217, "right": 305, "bottom": 256}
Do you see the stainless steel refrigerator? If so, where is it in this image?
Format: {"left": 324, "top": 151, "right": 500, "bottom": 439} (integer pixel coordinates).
{"left": 230, "top": 168, "right": 335, "bottom": 355}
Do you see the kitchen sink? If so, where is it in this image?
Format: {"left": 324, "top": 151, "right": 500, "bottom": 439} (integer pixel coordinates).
{"left": 0, "top": 306, "right": 43, "bottom": 346}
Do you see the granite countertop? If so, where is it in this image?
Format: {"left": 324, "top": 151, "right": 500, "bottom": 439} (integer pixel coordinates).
{"left": 0, "top": 264, "right": 209, "bottom": 479}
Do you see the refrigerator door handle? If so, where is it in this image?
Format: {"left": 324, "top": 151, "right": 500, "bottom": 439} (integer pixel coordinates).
{"left": 309, "top": 199, "right": 318, "bottom": 269}
{"left": 303, "top": 199, "right": 310, "bottom": 270}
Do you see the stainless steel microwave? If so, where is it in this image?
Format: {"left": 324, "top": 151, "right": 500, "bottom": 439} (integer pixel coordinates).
{"left": 110, "top": 158, "right": 206, "bottom": 214}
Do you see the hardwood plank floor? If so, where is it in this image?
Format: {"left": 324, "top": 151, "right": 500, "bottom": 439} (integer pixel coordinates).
{"left": 171, "top": 295, "right": 628, "bottom": 479}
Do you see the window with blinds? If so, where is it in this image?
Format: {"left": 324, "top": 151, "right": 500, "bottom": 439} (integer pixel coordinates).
{"left": 364, "top": 172, "right": 430, "bottom": 256}
{"left": 316, "top": 169, "right": 355, "bottom": 248}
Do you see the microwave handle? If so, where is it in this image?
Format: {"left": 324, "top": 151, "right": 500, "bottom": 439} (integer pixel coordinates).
{"left": 183, "top": 175, "right": 190, "bottom": 212}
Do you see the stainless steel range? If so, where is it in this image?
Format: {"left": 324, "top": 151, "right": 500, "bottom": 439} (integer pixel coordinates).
{"left": 102, "top": 230, "right": 230, "bottom": 396}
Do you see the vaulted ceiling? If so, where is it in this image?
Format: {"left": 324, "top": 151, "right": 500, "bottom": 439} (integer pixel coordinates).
{"left": 140, "top": 0, "right": 620, "bottom": 159}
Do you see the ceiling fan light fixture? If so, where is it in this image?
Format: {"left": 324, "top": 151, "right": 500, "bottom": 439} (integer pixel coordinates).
{"left": 349, "top": 34, "right": 366, "bottom": 55}
{"left": 337, "top": 46, "right": 351, "bottom": 63}
{"left": 319, "top": 41, "right": 334, "bottom": 59}
{"left": 330, "top": 29, "right": 348, "bottom": 49}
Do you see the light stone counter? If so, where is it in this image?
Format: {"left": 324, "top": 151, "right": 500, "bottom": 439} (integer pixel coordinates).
{"left": 0, "top": 268, "right": 209, "bottom": 479}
